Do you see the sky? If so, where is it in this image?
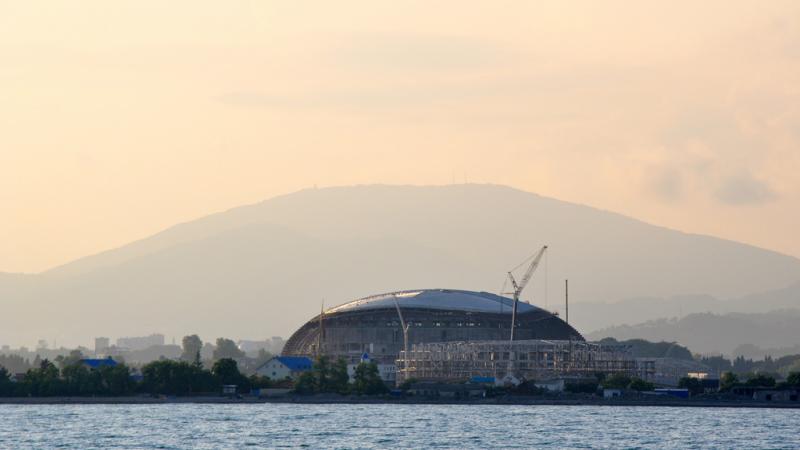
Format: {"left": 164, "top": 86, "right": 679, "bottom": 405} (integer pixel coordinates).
{"left": 1, "top": 0, "right": 799, "bottom": 273}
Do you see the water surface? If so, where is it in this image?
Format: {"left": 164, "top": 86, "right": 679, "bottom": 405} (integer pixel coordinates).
{"left": 0, "top": 403, "right": 796, "bottom": 449}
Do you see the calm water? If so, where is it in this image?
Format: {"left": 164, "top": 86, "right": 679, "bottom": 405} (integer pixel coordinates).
{"left": 0, "top": 403, "right": 797, "bottom": 449}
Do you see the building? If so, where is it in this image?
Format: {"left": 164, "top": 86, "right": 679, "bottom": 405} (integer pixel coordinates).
{"left": 283, "top": 289, "right": 583, "bottom": 367}
{"left": 640, "top": 357, "right": 713, "bottom": 387}
{"left": 94, "top": 337, "right": 110, "bottom": 354}
{"left": 116, "top": 334, "right": 165, "bottom": 351}
{"left": 255, "top": 356, "right": 313, "bottom": 380}
{"left": 535, "top": 379, "right": 567, "bottom": 392}
{"left": 396, "top": 339, "right": 649, "bottom": 384}
{"left": 80, "top": 357, "right": 118, "bottom": 370}
{"left": 603, "top": 389, "right": 622, "bottom": 398}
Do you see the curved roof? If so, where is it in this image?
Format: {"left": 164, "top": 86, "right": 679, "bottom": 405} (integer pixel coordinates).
{"left": 325, "top": 289, "right": 543, "bottom": 315}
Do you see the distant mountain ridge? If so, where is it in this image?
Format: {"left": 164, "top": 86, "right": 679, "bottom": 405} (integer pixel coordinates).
{"left": 1, "top": 184, "right": 799, "bottom": 347}
{"left": 587, "top": 309, "right": 800, "bottom": 357}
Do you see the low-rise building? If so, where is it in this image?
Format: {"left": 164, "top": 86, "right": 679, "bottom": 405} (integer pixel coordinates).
{"left": 255, "top": 356, "right": 313, "bottom": 380}
{"left": 534, "top": 379, "right": 566, "bottom": 392}
{"left": 80, "top": 357, "right": 118, "bottom": 370}
{"left": 603, "top": 388, "right": 622, "bottom": 398}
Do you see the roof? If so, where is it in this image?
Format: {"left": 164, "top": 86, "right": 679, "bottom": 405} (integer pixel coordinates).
{"left": 326, "top": 289, "right": 542, "bottom": 315}
{"left": 273, "top": 356, "right": 313, "bottom": 371}
{"left": 80, "top": 358, "right": 118, "bottom": 369}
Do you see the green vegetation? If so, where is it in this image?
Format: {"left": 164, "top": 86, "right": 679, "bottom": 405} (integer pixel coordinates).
{"left": 0, "top": 359, "right": 136, "bottom": 397}
{"left": 564, "top": 381, "right": 599, "bottom": 394}
{"left": 0, "top": 356, "right": 272, "bottom": 397}
{"left": 294, "top": 356, "right": 350, "bottom": 395}
{"left": 719, "top": 372, "right": 738, "bottom": 392}
{"left": 677, "top": 376, "right": 704, "bottom": 396}
{"left": 293, "top": 357, "right": 390, "bottom": 396}
{"left": 352, "top": 361, "right": 389, "bottom": 395}
{"left": 212, "top": 338, "right": 246, "bottom": 361}
{"left": 180, "top": 335, "right": 203, "bottom": 363}
{"left": 601, "top": 373, "right": 653, "bottom": 391}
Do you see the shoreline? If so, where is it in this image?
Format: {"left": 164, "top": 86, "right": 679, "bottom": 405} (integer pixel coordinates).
{"left": 1, "top": 396, "right": 798, "bottom": 409}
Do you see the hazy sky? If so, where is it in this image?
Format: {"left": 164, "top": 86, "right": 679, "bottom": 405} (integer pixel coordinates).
{"left": 2, "top": 0, "right": 799, "bottom": 273}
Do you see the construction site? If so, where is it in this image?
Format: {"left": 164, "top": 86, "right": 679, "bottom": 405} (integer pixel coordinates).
{"left": 396, "top": 339, "right": 653, "bottom": 384}
{"left": 283, "top": 245, "right": 654, "bottom": 386}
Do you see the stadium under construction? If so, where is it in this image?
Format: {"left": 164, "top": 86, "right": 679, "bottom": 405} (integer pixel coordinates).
{"left": 282, "top": 246, "right": 652, "bottom": 384}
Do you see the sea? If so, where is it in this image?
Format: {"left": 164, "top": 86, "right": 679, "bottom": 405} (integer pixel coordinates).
{"left": 0, "top": 403, "right": 797, "bottom": 449}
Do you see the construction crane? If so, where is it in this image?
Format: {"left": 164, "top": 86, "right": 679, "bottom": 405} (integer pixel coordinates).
{"left": 507, "top": 245, "right": 548, "bottom": 342}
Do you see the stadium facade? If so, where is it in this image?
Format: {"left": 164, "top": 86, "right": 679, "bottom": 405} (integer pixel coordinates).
{"left": 282, "top": 289, "right": 583, "bottom": 366}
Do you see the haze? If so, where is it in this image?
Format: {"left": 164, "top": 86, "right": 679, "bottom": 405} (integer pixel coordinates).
{"left": 2, "top": 0, "right": 800, "bottom": 273}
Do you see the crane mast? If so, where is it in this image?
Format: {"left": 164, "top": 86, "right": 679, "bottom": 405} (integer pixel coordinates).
{"left": 508, "top": 245, "right": 548, "bottom": 342}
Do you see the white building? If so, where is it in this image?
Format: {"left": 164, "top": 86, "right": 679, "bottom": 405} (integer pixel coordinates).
{"left": 255, "top": 356, "right": 313, "bottom": 380}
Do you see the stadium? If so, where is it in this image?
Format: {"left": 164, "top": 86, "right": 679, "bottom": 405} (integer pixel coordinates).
{"left": 282, "top": 288, "right": 584, "bottom": 366}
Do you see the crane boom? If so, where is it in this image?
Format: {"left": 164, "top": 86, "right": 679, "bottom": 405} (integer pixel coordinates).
{"left": 508, "top": 245, "right": 548, "bottom": 342}
{"left": 516, "top": 245, "right": 547, "bottom": 297}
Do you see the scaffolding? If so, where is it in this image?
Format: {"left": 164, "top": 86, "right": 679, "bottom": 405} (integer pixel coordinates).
{"left": 397, "top": 339, "right": 653, "bottom": 384}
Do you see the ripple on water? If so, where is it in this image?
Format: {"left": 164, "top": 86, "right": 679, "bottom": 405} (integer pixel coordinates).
{"left": 0, "top": 404, "right": 798, "bottom": 449}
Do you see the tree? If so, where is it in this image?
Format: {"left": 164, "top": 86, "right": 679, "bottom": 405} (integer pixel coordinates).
{"left": 720, "top": 372, "right": 738, "bottom": 392}
{"left": 248, "top": 374, "right": 273, "bottom": 389}
{"left": 352, "top": 362, "right": 388, "bottom": 395}
{"left": 212, "top": 358, "right": 249, "bottom": 391}
{"left": 294, "top": 371, "right": 317, "bottom": 394}
{"left": 99, "top": 364, "right": 135, "bottom": 395}
{"left": 0, "top": 366, "right": 13, "bottom": 396}
{"left": 141, "top": 360, "right": 215, "bottom": 395}
{"left": 787, "top": 372, "right": 800, "bottom": 386}
{"left": 601, "top": 373, "right": 631, "bottom": 389}
{"left": 293, "top": 356, "right": 351, "bottom": 394}
{"left": 23, "top": 359, "right": 64, "bottom": 396}
{"left": 677, "top": 377, "right": 704, "bottom": 396}
{"left": 329, "top": 358, "right": 350, "bottom": 394}
{"left": 628, "top": 378, "right": 655, "bottom": 392}
{"left": 181, "top": 335, "right": 203, "bottom": 365}
{"left": 212, "top": 338, "right": 245, "bottom": 361}
{"left": 744, "top": 373, "right": 776, "bottom": 387}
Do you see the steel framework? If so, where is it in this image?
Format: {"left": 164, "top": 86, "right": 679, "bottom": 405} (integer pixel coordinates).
{"left": 397, "top": 339, "right": 654, "bottom": 384}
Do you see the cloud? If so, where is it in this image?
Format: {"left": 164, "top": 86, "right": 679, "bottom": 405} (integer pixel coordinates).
{"left": 714, "top": 174, "right": 777, "bottom": 206}
{"left": 648, "top": 167, "right": 685, "bottom": 203}
{"left": 327, "top": 32, "right": 506, "bottom": 72}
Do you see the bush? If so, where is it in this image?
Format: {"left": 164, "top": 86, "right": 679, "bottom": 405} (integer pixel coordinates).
{"left": 565, "top": 381, "right": 599, "bottom": 394}
{"left": 677, "top": 377, "right": 703, "bottom": 396}
{"left": 352, "top": 362, "right": 388, "bottom": 395}
{"left": 601, "top": 373, "right": 631, "bottom": 389}
{"left": 627, "top": 378, "right": 654, "bottom": 392}
{"left": 744, "top": 373, "right": 776, "bottom": 387}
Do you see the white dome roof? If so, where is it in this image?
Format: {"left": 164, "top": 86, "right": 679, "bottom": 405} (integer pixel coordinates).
{"left": 326, "top": 289, "right": 542, "bottom": 315}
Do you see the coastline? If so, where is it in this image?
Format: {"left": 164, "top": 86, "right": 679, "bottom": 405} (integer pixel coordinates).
{"left": 1, "top": 396, "right": 798, "bottom": 409}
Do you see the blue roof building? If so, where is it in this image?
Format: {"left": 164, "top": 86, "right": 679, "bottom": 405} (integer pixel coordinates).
{"left": 80, "top": 357, "right": 118, "bottom": 369}
{"left": 255, "top": 356, "right": 313, "bottom": 380}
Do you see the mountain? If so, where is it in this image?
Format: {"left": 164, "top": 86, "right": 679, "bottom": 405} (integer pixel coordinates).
{"left": 568, "top": 282, "right": 800, "bottom": 334}
{"left": 2, "top": 184, "right": 799, "bottom": 347}
{"left": 587, "top": 309, "right": 800, "bottom": 357}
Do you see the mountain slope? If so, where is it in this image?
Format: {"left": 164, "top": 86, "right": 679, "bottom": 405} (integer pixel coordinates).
{"left": 2, "top": 184, "right": 799, "bottom": 347}
{"left": 587, "top": 310, "right": 800, "bottom": 356}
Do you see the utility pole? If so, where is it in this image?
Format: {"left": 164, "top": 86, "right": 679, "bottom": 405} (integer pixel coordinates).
{"left": 317, "top": 301, "right": 325, "bottom": 357}
{"left": 565, "top": 279, "right": 569, "bottom": 325}
{"left": 392, "top": 294, "right": 410, "bottom": 384}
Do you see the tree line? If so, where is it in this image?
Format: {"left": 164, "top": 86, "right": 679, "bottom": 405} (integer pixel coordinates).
{"left": 0, "top": 357, "right": 273, "bottom": 397}
{"left": 0, "top": 354, "right": 390, "bottom": 397}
